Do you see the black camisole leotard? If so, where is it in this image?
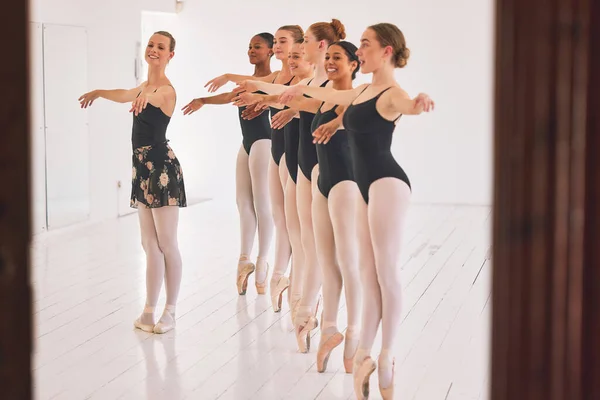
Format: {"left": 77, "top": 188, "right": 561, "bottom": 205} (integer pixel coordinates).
{"left": 343, "top": 85, "right": 411, "bottom": 204}
{"left": 132, "top": 87, "right": 171, "bottom": 148}
{"left": 312, "top": 103, "right": 354, "bottom": 198}
{"left": 298, "top": 79, "right": 329, "bottom": 181}
{"left": 284, "top": 110, "right": 300, "bottom": 183}
{"left": 270, "top": 76, "right": 295, "bottom": 165}
{"left": 238, "top": 90, "right": 271, "bottom": 154}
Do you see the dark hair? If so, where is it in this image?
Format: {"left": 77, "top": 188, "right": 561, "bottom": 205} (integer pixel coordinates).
{"left": 308, "top": 19, "right": 346, "bottom": 44}
{"left": 367, "top": 23, "right": 410, "bottom": 68}
{"left": 255, "top": 32, "right": 274, "bottom": 48}
{"left": 278, "top": 25, "right": 304, "bottom": 44}
{"left": 154, "top": 31, "right": 176, "bottom": 52}
{"left": 329, "top": 41, "right": 360, "bottom": 79}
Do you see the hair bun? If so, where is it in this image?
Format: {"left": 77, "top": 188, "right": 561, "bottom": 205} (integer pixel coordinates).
{"left": 395, "top": 46, "right": 410, "bottom": 68}
{"left": 330, "top": 19, "right": 347, "bottom": 40}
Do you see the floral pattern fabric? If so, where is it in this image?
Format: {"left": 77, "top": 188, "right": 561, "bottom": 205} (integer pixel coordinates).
{"left": 130, "top": 142, "right": 187, "bottom": 209}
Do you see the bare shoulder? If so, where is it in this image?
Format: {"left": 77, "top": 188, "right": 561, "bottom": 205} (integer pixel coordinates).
{"left": 157, "top": 82, "right": 176, "bottom": 98}
{"left": 386, "top": 85, "right": 410, "bottom": 99}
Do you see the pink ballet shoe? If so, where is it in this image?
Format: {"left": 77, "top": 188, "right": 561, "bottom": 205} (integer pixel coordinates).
{"left": 255, "top": 260, "right": 270, "bottom": 295}
{"left": 153, "top": 306, "right": 176, "bottom": 334}
{"left": 236, "top": 256, "right": 255, "bottom": 295}
{"left": 316, "top": 331, "right": 344, "bottom": 373}
{"left": 294, "top": 297, "right": 321, "bottom": 353}
{"left": 378, "top": 358, "right": 396, "bottom": 400}
{"left": 353, "top": 357, "right": 377, "bottom": 400}
{"left": 133, "top": 305, "right": 155, "bottom": 333}
{"left": 270, "top": 275, "right": 289, "bottom": 312}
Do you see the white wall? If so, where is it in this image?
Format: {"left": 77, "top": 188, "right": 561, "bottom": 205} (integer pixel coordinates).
{"left": 29, "top": 0, "right": 176, "bottom": 226}
{"left": 170, "top": 0, "right": 495, "bottom": 205}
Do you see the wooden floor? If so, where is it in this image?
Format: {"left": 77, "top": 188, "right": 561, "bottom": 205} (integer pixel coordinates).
{"left": 31, "top": 201, "right": 491, "bottom": 400}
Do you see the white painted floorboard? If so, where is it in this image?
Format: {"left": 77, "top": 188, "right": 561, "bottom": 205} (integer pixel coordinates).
{"left": 31, "top": 201, "right": 491, "bottom": 400}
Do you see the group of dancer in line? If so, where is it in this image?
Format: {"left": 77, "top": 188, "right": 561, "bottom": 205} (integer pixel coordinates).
{"left": 78, "top": 19, "right": 434, "bottom": 399}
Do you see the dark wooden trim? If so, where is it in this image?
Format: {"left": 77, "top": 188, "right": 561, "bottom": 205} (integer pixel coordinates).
{"left": 492, "top": 0, "right": 596, "bottom": 398}
{"left": 491, "top": 0, "right": 600, "bottom": 400}
{"left": 0, "top": 1, "right": 33, "bottom": 399}
{"left": 583, "top": 0, "right": 600, "bottom": 398}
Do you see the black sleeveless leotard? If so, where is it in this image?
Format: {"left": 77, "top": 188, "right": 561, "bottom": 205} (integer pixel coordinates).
{"left": 270, "top": 76, "right": 295, "bottom": 164}
{"left": 343, "top": 86, "right": 411, "bottom": 204}
{"left": 298, "top": 79, "right": 329, "bottom": 181}
{"left": 312, "top": 103, "right": 354, "bottom": 198}
{"left": 238, "top": 90, "right": 271, "bottom": 154}
{"left": 132, "top": 88, "right": 171, "bottom": 148}
{"left": 284, "top": 111, "right": 300, "bottom": 183}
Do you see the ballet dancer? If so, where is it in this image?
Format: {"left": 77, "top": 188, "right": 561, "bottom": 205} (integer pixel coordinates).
{"left": 78, "top": 31, "right": 186, "bottom": 334}
{"left": 278, "top": 23, "right": 434, "bottom": 399}
{"left": 232, "top": 39, "right": 315, "bottom": 330}
{"left": 181, "top": 33, "right": 275, "bottom": 296}
{"left": 310, "top": 41, "right": 362, "bottom": 374}
{"left": 234, "top": 19, "right": 347, "bottom": 353}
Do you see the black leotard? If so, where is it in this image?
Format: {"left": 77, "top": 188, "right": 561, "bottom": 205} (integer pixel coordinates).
{"left": 132, "top": 88, "right": 171, "bottom": 149}
{"left": 270, "top": 76, "right": 295, "bottom": 165}
{"left": 284, "top": 111, "right": 300, "bottom": 183}
{"left": 312, "top": 103, "right": 354, "bottom": 198}
{"left": 238, "top": 90, "right": 271, "bottom": 154}
{"left": 298, "top": 79, "right": 329, "bottom": 181}
{"left": 343, "top": 86, "right": 411, "bottom": 204}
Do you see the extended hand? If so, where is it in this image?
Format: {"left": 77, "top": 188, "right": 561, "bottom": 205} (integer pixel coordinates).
{"left": 278, "top": 85, "right": 303, "bottom": 105}
{"left": 271, "top": 108, "right": 296, "bottom": 129}
{"left": 312, "top": 119, "right": 340, "bottom": 144}
{"left": 204, "top": 75, "right": 229, "bottom": 93}
{"left": 181, "top": 98, "right": 205, "bottom": 115}
{"left": 415, "top": 93, "right": 435, "bottom": 112}
{"left": 130, "top": 92, "right": 150, "bottom": 116}
{"left": 78, "top": 90, "right": 99, "bottom": 108}
{"left": 232, "top": 92, "right": 258, "bottom": 107}
{"left": 233, "top": 80, "right": 258, "bottom": 95}
{"left": 241, "top": 103, "right": 267, "bottom": 120}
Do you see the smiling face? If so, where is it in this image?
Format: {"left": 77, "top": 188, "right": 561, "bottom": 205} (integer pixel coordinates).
{"left": 325, "top": 44, "right": 357, "bottom": 82}
{"left": 356, "top": 28, "right": 390, "bottom": 74}
{"left": 288, "top": 42, "right": 312, "bottom": 76}
{"left": 273, "top": 29, "right": 294, "bottom": 61}
{"left": 247, "top": 35, "right": 272, "bottom": 65}
{"left": 145, "top": 33, "right": 174, "bottom": 67}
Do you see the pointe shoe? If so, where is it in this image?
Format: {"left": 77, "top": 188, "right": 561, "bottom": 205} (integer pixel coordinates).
{"left": 378, "top": 358, "right": 396, "bottom": 400}
{"left": 294, "top": 297, "right": 321, "bottom": 353}
{"left": 255, "top": 260, "right": 270, "bottom": 295}
{"left": 236, "top": 256, "right": 255, "bottom": 295}
{"left": 134, "top": 305, "right": 155, "bottom": 333}
{"left": 270, "top": 275, "right": 290, "bottom": 312}
{"left": 153, "top": 307, "right": 176, "bottom": 334}
{"left": 295, "top": 315, "right": 318, "bottom": 353}
{"left": 353, "top": 357, "right": 377, "bottom": 400}
{"left": 316, "top": 331, "right": 344, "bottom": 373}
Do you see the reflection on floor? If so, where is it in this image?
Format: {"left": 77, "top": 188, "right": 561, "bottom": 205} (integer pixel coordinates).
{"left": 31, "top": 200, "right": 491, "bottom": 400}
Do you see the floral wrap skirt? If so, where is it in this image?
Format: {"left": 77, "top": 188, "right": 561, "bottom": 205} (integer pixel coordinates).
{"left": 130, "top": 141, "right": 187, "bottom": 209}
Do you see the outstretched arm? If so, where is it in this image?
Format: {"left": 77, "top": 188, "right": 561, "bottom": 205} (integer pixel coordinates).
{"left": 205, "top": 72, "right": 280, "bottom": 93}
{"left": 181, "top": 92, "right": 236, "bottom": 115}
{"left": 235, "top": 77, "right": 312, "bottom": 96}
{"left": 234, "top": 92, "right": 320, "bottom": 113}
{"left": 78, "top": 83, "right": 144, "bottom": 108}
{"left": 278, "top": 83, "right": 369, "bottom": 106}
{"left": 383, "top": 87, "right": 435, "bottom": 116}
